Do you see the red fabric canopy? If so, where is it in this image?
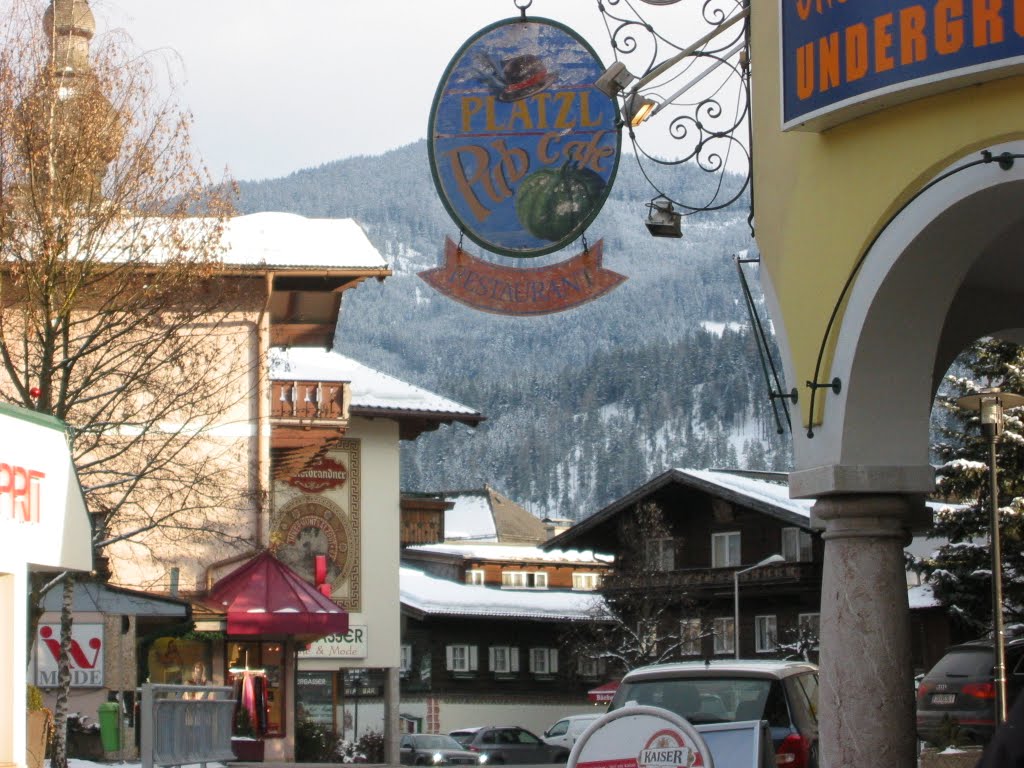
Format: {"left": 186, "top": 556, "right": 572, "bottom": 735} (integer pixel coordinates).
{"left": 588, "top": 680, "right": 620, "bottom": 703}
{"left": 207, "top": 550, "right": 349, "bottom": 637}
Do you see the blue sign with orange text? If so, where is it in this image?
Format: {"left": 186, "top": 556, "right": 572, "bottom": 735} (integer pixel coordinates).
{"left": 429, "top": 18, "right": 620, "bottom": 258}
{"left": 781, "top": 0, "right": 1024, "bottom": 130}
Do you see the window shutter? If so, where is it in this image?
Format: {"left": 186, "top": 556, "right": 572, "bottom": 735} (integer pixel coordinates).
{"left": 469, "top": 645, "right": 479, "bottom": 671}
{"left": 510, "top": 647, "right": 520, "bottom": 672}
{"left": 446, "top": 646, "right": 455, "bottom": 670}
{"left": 548, "top": 649, "right": 558, "bottom": 673}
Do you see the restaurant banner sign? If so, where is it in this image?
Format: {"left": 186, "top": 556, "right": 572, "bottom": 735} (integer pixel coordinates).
{"left": 425, "top": 16, "right": 624, "bottom": 315}
{"left": 782, "top": 0, "right": 1024, "bottom": 130}
{"left": 420, "top": 236, "right": 625, "bottom": 315}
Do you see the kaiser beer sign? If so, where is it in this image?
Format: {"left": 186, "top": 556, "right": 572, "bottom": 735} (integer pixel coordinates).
{"left": 426, "top": 16, "right": 625, "bottom": 314}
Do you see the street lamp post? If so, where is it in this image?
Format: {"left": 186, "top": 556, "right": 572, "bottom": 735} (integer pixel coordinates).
{"left": 733, "top": 554, "right": 785, "bottom": 659}
{"left": 956, "top": 387, "right": 1024, "bottom": 725}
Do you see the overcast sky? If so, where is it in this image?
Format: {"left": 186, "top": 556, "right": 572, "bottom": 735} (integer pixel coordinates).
{"left": 91, "top": 1, "right": 621, "bottom": 182}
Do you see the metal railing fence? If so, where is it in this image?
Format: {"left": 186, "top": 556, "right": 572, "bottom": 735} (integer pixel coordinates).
{"left": 140, "top": 683, "right": 236, "bottom": 768}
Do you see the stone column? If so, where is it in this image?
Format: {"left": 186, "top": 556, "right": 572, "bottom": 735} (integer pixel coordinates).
{"left": 812, "top": 494, "right": 917, "bottom": 768}
{"left": 384, "top": 666, "right": 400, "bottom": 764}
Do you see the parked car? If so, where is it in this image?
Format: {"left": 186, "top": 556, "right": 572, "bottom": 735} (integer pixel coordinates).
{"left": 542, "top": 714, "right": 601, "bottom": 750}
{"left": 400, "top": 734, "right": 485, "bottom": 766}
{"left": 606, "top": 659, "right": 819, "bottom": 768}
{"left": 449, "top": 726, "right": 570, "bottom": 764}
{"left": 916, "top": 637, "right": 1024, "bottom": 745}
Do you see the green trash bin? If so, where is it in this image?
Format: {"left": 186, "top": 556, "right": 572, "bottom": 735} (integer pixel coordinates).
{"left": 98, "top": 700, "right": 120, "bottom": 752}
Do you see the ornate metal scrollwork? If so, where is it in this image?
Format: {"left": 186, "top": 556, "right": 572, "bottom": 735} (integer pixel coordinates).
{"left": 595, "top": 0, "right": 752, "bottom": 231}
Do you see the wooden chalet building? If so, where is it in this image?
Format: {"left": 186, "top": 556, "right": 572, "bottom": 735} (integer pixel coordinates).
{"left": 395, "top": 490, "right": 613, "bottom": 735}
{"left": 542, "top": 468, "right": 955, "bottom": 674}
{"left": 544, "top": 469, "right": 824, "bottom": 664}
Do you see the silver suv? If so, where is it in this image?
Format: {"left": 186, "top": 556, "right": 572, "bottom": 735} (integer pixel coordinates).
{"left": 607, "top": 660, "right": 820, "bottom": 768}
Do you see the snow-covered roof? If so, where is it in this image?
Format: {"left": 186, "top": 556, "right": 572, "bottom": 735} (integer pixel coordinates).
{"left": 679, "top": 469, "right": 813, "bottom": 521}
{"left": 406, "top": 543, "right": 613, "bottom": 565}
{"left": 444, "top": 491, "right": 498, "bottom": 541}
{"left": 400, "top": 567, "right": 607, "bottom": 621}
{"left": 269, "top": 347, "right": 482, "bottom": 420}
{"left": 434, "top": 487, "right": 549, "bottom": 544}
{"left": 220, "top": 212, "right": 388, "bottom": 270}
{"left": 543, "top": 469, "right": 812, "bottom": 552}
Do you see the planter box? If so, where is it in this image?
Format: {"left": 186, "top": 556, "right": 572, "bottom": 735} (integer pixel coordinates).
{"left": 26, "top": 710, "right": 51, "bottom": 768}
{"left": 231, "top": 737, "right": 265, "bottom": 762}
{"left": 920, "top": 747, "right": 984, "bottom": 768}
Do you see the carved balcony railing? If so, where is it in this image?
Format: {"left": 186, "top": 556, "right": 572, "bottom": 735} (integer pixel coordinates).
{"left": 271, "top": 380, "right": 350, "bottom": 422}
{"left": 602, "top": 561, "right": 823, "bottom": 598}
{"left": 270, "top": 380, "right": 351, "bottom": 481}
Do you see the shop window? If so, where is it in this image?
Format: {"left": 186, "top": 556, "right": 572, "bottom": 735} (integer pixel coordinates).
{"left": 227, "top": 640, "right": 285, "bottom": 737}
{"left": 148, "top": 636, "right": 212, "bottom": 685}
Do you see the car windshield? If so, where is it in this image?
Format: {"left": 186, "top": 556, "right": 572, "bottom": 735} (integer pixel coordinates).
{"left": 926, "top": 649, "right": 993, "bottom": 678}
{"left": 609, "top": 677, "right": 776, "bottom": 725}
{"left": 412, "top": 735, "right": 465, "bottom": 750}
{"left": 450, "top": 732, "right": 475, "bottom": 747}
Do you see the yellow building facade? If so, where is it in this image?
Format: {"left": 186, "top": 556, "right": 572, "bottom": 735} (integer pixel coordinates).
{"left": 751, "top": 4, "right": 1024, "bottom": 766}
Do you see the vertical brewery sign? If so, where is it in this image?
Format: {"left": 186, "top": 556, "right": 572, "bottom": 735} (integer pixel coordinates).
{"left": 425, "top": 16, "right": 626, "bottom": 315}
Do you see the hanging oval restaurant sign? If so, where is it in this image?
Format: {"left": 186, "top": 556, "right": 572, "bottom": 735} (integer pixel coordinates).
{"left": 429, "top": 17, "right": 621, "bottom": 258}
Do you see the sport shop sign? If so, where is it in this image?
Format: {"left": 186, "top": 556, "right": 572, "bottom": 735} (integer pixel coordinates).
{"left": 0, "top": 403, "right": 91, "bottom": 573}
{"left": 36, "top": 623, "right": 104, "bottom": 688}
{"left": 782, "top": 0, "right": 1024, "bottom": 130}
{"left": 426, "top": 16, "right": 625, "bottom": 314}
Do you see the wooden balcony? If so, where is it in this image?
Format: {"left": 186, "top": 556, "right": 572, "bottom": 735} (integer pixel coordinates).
{"left": 270, "top": 380, "right": 350, "bottom": 481}
{"left": 603, "top": 561, "right": 823, "bottom": 599}
{"left": 272, "top": 380, "right": 350, "bottom": 421}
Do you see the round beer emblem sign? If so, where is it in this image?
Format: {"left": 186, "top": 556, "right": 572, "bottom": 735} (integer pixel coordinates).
{"left": 429, "top": 17, "right": 621, "bottom": 258}
{"left": 570, "top": 707, "right": 712, "bottom": 768}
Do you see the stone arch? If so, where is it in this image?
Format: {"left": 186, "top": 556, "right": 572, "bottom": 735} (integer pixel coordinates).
{"left": 792, "top": 141, "right": 1024, "bottom": 490}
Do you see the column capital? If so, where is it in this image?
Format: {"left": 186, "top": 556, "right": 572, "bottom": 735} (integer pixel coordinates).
{"left": 811, "top": 493, "right": 930, "bottom": 542}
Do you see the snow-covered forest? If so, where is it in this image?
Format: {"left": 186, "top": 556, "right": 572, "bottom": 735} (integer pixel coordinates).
{"left": 238, "top": 141, "right": 790, "bottom": 519}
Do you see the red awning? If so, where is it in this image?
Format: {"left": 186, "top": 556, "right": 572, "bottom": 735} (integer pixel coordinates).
{"left": 588, "top": 680, "right": 620, "bottom": 703}
{"left": 207, "top": 550, "right": 349, "bottom": 638}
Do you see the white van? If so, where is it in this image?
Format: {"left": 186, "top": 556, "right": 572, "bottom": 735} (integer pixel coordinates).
{"left": 541, "top": 713, "right": 601, "bottom": 750}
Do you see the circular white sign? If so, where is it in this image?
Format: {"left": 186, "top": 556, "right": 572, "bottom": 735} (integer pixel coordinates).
{"left": 569, "top": 706, "right": 714, "bottom": 768}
